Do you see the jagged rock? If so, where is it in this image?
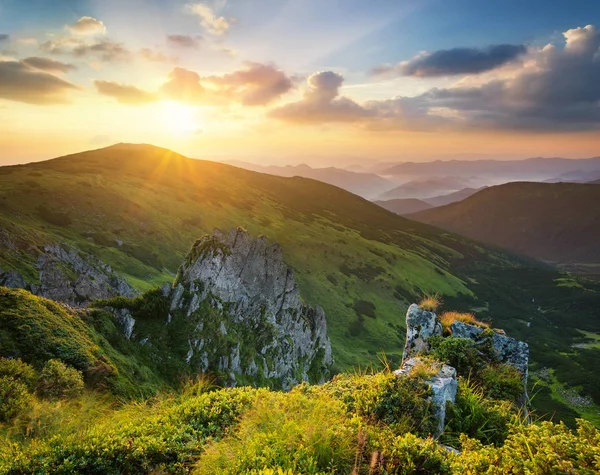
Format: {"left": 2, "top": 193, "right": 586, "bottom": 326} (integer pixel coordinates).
{"left": 115, "top": 308, "right": 136, "bottom": 340}
{"left": 450, "top": 321, "right": 529, "bottom": 378}
{"left": 395, "top": 357, "right": 458, "bottom": 437}
{"left": 168, "top": 228, "right": 333, "bottom": 389}
{"left": 403, "top": 303, "right": 443, "bottom": 360}
{"left": 0, "top": 244, "right": 136, "bottom": 306}
{"left": 36, "top": 245, "right": 137, "bottom": 306}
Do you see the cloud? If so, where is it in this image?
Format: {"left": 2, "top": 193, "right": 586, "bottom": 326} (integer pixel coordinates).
{"left": 373, "top": 44, "right": 527, "bottom": 77}
{"left": 72, "top": 39, "right": 131, "bottom": 62}
{"left": 0, "top": 34, "right": 8, "bottom": 43}
{"left": 67, "top": 16, "right": 106, "bottom": 36}
{"left": 269, "top": 71, "right": 371, "bottom": 123}
{"left": 95, "top": 80, "right": 157, "bottom": 104}
{"left": 160, "top": 62, "right": 293, "bottom": 106}
{"left": 273, "top": 24, "right": 600, "bottom": 132}
{"left": 167, "top": 34, "right": 203, "bottom": 48}
{"left": 21, "top": 57, "right": 76, "bottom": 73}
{"left": 0, "top": 60, "right": 79, "bottom": 104}
{"left": 139, "top": 48, "right": 178, "bottom": 63}
{"left": 203, "top": 62, "right": 294, "bottom": 106}
{"left": 186, "top": 3, "right": 232, "bottom": 35}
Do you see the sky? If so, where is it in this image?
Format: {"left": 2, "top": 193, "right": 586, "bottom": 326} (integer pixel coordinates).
{"left": 1, "top": 0, "right": 600, "bottom": 166}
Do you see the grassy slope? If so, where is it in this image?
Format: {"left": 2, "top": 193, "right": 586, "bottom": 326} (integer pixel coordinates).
{"left": 409, "top": 182, "right": 600, "bottom": 266}
{"left": 1, "top": 144, "right": 599, "bottom": 418}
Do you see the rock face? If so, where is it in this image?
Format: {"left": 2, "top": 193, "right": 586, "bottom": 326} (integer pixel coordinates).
{"left": 395, "top": 357, "right": 458, "bottom": 437}
{"left": 450, "top": 321, "right": 529, "bottom": 378}
{"left": 0, "top": 244, "right": 136, "bottom": 306}
{"left": 403, "top": 303, "right": 443, "bottom": 360}
{"left": 167, "top": 228, "right": 333, "bottom": 389}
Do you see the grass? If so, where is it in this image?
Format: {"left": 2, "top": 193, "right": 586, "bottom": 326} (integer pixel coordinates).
{"left": 418, "top": 293, "right": 442, "bottom": 312}
{"left": 1, "top": 144, "right": 600, "bottom": 420}
{"left": 439, "top": 311, "right": 490, "bottom": 332}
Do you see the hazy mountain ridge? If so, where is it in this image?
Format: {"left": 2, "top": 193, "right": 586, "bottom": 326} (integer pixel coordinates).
{"left": 373, "top": 198, "right": 434, "bottom": 215}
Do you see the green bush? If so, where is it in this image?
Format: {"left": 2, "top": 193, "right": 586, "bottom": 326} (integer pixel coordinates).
{"left": 195, "top": 390, "right": 358, "bottom": 474}
{"left": 428, "top": 336, "right": 480, "bottom": 375}
{"left": 0, "top": 376, "right": 33, "bottom": 422}
{"left": 0, "top": 358, "right": 36, "bottom": 390}
{"left": 36, "top": 360, "right": 84, "bottom": 400}
{"left": 378, "top": 432, "right": 453, "bottom": 474}
{"left": 442, "top": 378, "right": 514, "bottom": 448}
{"left": 480, "top": 364, "right": 524, "bottom": 403}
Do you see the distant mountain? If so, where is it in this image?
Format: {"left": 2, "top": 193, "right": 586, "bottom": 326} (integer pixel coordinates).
{"left": 382, "top": 157, "right": 600, "bottom": 182}
{"left": 425, "top": 187, "right": 487, "bottom": 207}
{"left": 543, "top": 170, "right": 600, "bottom": 183}
{"left": 373, "top": 198, "right": 434, "bottom": 215}
{"left": 589, "top": 179, "right": 600, "bottom": 184}
{"left": 224, "top": 161, "right": 396, "bottom": 199}
{"left": 410, "top": 182, "right": 600, "bottom": 265}
{"left": 378, "top": 176, "right": 472, "bottom": 200}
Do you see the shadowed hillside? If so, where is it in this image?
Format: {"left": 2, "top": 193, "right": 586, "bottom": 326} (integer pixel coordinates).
{"left": 373, "top": 198, "right": 433, "bottom": 215}
{"left": 410, "top": 182, "right": 600, "bottom": 267}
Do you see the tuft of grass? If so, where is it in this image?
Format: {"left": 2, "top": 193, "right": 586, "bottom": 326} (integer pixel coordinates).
{"left": 440, "top": 311, "right": 489, "bottom": 332}
{"left": 418, "top": 293, "right": 443, "bottom": 312}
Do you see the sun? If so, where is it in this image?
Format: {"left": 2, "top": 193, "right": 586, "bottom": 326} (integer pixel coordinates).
{"left": 159, "top": 101, "right": 201, "bottom": 135}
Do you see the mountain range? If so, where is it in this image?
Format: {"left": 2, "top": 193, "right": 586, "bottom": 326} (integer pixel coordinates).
{"left": 223, "top": 160, "right": 397, "bottom": 199}
{"left": 0, "top": 144, "right": 599, "bottom": 425}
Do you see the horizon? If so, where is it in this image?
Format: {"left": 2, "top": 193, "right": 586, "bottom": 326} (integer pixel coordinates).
{"left": 1, "top": 0, "right": 600, "bottom": 166}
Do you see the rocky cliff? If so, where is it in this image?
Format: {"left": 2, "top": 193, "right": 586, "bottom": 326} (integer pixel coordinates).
{"left": 0, "top": 243, "right": 136, "bottom": 306}
{"left": 162, "top": 228, "right": 333, "bottom": 389}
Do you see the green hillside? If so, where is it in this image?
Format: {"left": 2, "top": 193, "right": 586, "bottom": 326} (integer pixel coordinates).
{"left": 1, "top": 144, "right": 600, "bottom": 421}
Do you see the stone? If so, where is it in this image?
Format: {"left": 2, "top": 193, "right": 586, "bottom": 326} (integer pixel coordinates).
{"left": 395, "top": 357, "right": 458, "bottom": 437}
{"left": 170, "top": 228, "right": 333, "bottom": 389}
{"left": 0, "top": 243, "right": 136, "bottom": 306}
{"left": 402, "top": 304, "right": 443, "bottom": 361}
{"left": 449, "top": 321, "right": 529, "bottom": 377}
{"left": 115, "top": 308, "right": 135, "bottom": 340}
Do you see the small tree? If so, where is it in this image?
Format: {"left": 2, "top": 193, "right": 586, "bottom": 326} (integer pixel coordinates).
{"left": 36, "top": 360, "right": 84, "bottom": 400}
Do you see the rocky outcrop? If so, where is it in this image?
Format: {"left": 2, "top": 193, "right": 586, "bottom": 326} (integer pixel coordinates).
{"left": 166, "top": 228, "right": 333, "bottom": 389}
{"left": 395, "top": 357, "right": 458, "bottom": 437}
{"left": 0, "top": 244, "right": 136, "bottom": 306}
{"left": 403, "top": 303, "right": 443, "bottom": 360}
{"left": 450, "top": 320, "right": 529, "bottom": 378}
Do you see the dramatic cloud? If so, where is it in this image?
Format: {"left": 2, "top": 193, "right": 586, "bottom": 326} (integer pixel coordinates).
{"left": 167, "top": 34, "right": 203, "bottom": 48}
{"left": 94, "top": 80, "right": 157, "bottom": 104}
{"left": 0, "top": 60, "right": 79, "bottom": 104}
{"left": 274, "top": 24, "right": 600, "bottom": 132}
{"left": 374, "top": 44, "right": 527, "bottom": 77}
{"left": 67, "top": 16, "right": 106, "bottom": 36}
{"left": 269, "top": 71, "right": 370, "bottom": 123}
{"left": 21, "top": 57, "right": 76, "bottom": 73}
{"left": 160, "top": 63, "right": 293, "bottom": 106}
{"left": 187, "top": 3, "right": 232, "bottom": 35}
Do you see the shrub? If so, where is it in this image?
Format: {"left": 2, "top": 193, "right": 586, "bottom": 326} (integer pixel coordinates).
{"left": 480, "top": 364, "right": 524, "bottom": 403}
{"left": 195, "top": 390, "right": 358, "bottom": 474}
{"left": 36, "top": 360, "right": 84, "bottom": 400}
{"left": 36, "top": 205, "right": 72, "bottom": 226}
{"left": 428, "top": 336, "right": 479, "bottom": 376}
{"left": 354, "top": 299, "right": 376, "bottom": 319}
{"left": 442, "top": 378, "right": 514, "bottom": 448}
{"left": 439, "top": 311, "right": 489, "bottom": 332}
{"left": 418, "top": 293, "right": 442, "bottom": 312}
{"left": 0, "top": 358, "right": 36, "bottom": 390}
{"left": 0, "top": 376, "right": 33, "bottom": 423}
{"left": 378, "top": 432, "right": 453, "bottom": 474}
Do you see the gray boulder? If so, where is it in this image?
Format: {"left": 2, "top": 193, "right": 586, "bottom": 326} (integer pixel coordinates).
{"left": 395, "top": 357, "right": 458, "bottom": 437}
{"left": 403, "top": 303, "right": 443, "bottom": 361}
